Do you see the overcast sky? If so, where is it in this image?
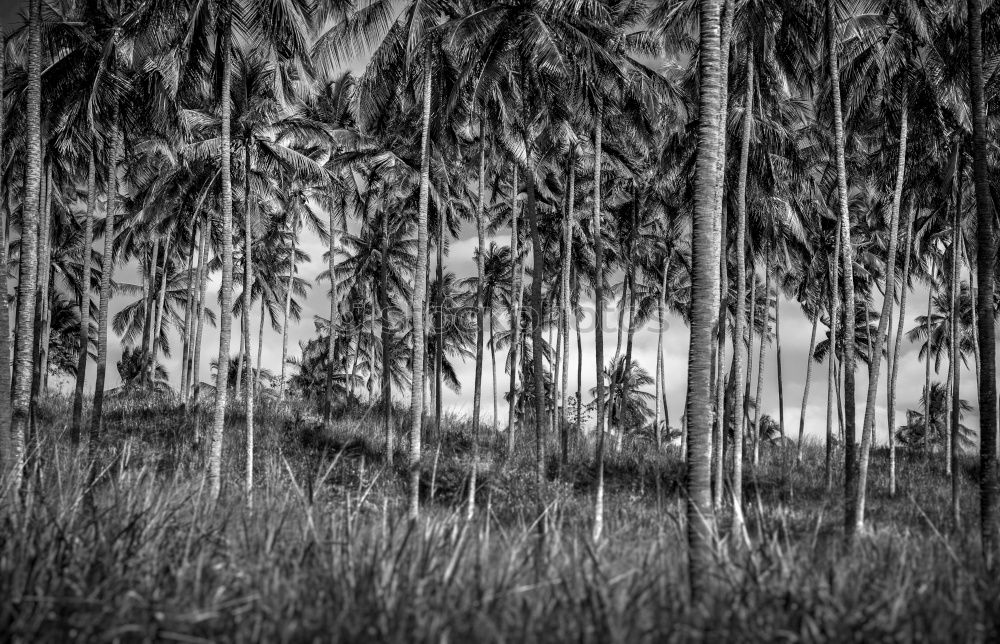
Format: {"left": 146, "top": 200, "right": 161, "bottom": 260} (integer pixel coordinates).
{"left": 2, "top": 0, "right": 981, "bottom": 446}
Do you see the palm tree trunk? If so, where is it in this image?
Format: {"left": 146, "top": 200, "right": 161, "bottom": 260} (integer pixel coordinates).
{"left": 179, "top": 229, "right": 197, "bottom": 399}
{"left": 576, "top": 290, "right": 583, "bottom": 432}
{"left": 745, "top": 273, "right": 756, "bottom": 441}
{"left": 797, "top": 315, "right": 819, "bottom": 462}
{"left": 190, "top": 215, "right": 210, "bottom": 408}
{"left": 206, "top": 29, "right": 234, "bottom": 504}
{"left": 254, "top": 300, "right": 264, "bottom": 396}
{"left": 713, "top": 201, "right": 728, "bottom": 510}
{"left": 730, "top": 49, "right": 755, "bottom": 520}
{"left": 88, "top": 103, "right": 122, "bottom": 450}
{"left": 558, "top": 154, "right": 574, "bottom": 465}
{"left": 490, "top": 311, "right": 498, "bottom": 431}
{"left": 592, "top": 102, "right": 608, "bottom": 543}
{"left": 828, "top": 0, "right": 861, "bottom": 538}
{"left": 967, "top": 0, "right": 998, "bottom": 565}
{"left": 686, "top": 0, "right": 724, "bottom": 597}
{"left": 325, "top": 198, "right": 340, "bottom": 425}
{"left": 507, "top": 163, "right": 521, "bottom": 457}
{"left": 242, "top": 146, "right": 255, "bottom": 509}
{"left": 142, "top": 236, "right": 160, "bottom": 371}
{"left": 279, "top": 216, "right": 297, "bottom": 403}
{"left": 382, "top": 209, "right": 393, "bottom": 465}
{"left": 950, "top": 159, "right": 962, "bottom": 526}
{"left": 31, "top": 164, "right": 52, "bottom": 417}
{"left": 752, "top": 264, "right": 771, "bottom": 467}
{"left": 72, "top": 149, "right": 96, "bottom": 444}
{"left": 526, "top": 156, "right": 547, "bottom": 498}
{"left": 0, "top": 34, "right": 11, "bottom": 475}
{"left": 467, "top": 132, "right": 487, "bottom": 520}
{"left": 856, "top": 88, "right": 908, "bottom": 529}
{"left": 407, "top": 52, "right": 433, "bottom": 521}
{"left": 924, "top": 258, "right": 934, "bottom": 446}
{"left": 888, "top": 203, "right": 913, "bottom": 497}
{"left": 776, "top": 286, "right": 786, "bottom": 441}
{"left": 655, "top": 256, "right": 670, "bottom": 451}
{"left": 150, "top": 231, "right": 173, "bottom": 379}
{"left": 826, "top": 224, "right": 841, "bottom": 490}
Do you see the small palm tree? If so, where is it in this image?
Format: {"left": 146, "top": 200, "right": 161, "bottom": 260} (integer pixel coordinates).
{"left": 896, "top": 383, "right": 974, "bottom": 452}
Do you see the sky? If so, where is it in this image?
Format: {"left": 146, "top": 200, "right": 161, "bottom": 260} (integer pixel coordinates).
{"left": 1, "top": 0, "right": 982, "bottom": 447}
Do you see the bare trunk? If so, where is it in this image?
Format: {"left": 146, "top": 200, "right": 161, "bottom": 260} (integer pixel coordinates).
{"left": 506, "top": 163, "right": 521, "bottom": 457}
{"left": 279, "top": 217, "right": 297, "bottom": 403}
{"left": 206, "top": 30, "right": 234, "bottom": 504}
{"left": 592, "top": 105, "right": 607, "bottom": 543}
{"left": 88, "top": 103, "right": 122, "bottom": 450}
{"left": 856, "top": 88, "right": 907, "bottom": 528}
{"left": 797, "top": 315, "right": 819, "bottom": 461}
{"left": 407, "top": 53, "right": 432, "bottom": 520}
{"left": 686, "top": 0, "right": 724, "bottom": 596}
{"left": 72, "top": 149, "right": 96, "bottom": 443}
{"left": 467, "top": 132, "right": 487, "bottom": 520}
{"left": 888, "top": 204, "right": 914, "bottom": 497}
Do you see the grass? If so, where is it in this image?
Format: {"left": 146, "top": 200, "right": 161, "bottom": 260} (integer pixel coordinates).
{"left": 2, "top": 393, "right": 1000, "bottom": 641}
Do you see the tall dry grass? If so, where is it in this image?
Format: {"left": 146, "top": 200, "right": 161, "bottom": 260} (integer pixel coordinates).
{"left": 1, "top": 394, "right": 998, "bottom": 641}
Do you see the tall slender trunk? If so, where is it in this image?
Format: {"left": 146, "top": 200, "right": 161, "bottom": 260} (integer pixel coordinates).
{"left": 745, "top": 274, "right": 756, "bottom": 440}
{"left": 31, "top": 164, "right": 52, "bottom": 418}
{"left": 382, "top": 211, "right": 394, "bottom": 466}
{"left": 776, "top": 287, "right": 786, "bottom": 439}
{"left": 924, "top": 259, "right": 934, "bottom": 446}
{"left": 655, "top": 256, "right": 670, "bottom": 451}
{"left": 798, "top": 315, "right": 819, "bottom": 461}
{"left": 592, "top": 103, "right": 608, "bottom": 543}
{"left": 621, "top": 188, "right": 640, "bottom": 454}
{"left": 708, "top": 0, "right": 734, "bottom": 425}
{"left": 407, "top": 53, "right": 432, "bottom": 521}
{"left": 712, "top": 201, "right": 727, "bottom": 510}
{"left": 559, "top": 153, "right": 574, "bottom": 467}
{"left": 752, "top": 264, "right": 771, "bottom": 467}
{"left": 686, "top": 0, "right": 724, "bottom": 597}
{"left": 888, "top": 204, "right": 913, "bottom": 497}
{"left": 856, "top": 88, "right": 907, "bottom": 528}
{"left": 190, "top": 214, "right": 210, "bottom": 408}
{"left": 243, "top": 147, "right": 255, "bottom": 509}
{"left": 325, "top": 197, "right": 340, "bottom": 425}
{"left": 491, "top": 311, "right": 498, "bottom": 431}
{"left": 0, "top": 34, "right": 11, "bottom": 476}
{"left": 72, "top": 149, "right": 96, "bottom": 444}
{"left": 150, "top": 232, "right": 173, "bottom": 379}
{"left": 88, "top": 103, "right": 122, "bottom": 449}
{"left": 828, "top": 0, "right": 860, "bottom": 539}
{"left": 142, "top": 237, "right": 160, "bottom": 370}
{"left": 279, "top": 216, "right": 297, "bottom": 402}
{"left": 467, "top": 132, "right": 487, "bottom": 520}
{"left": 179, "top": 229, "right": 197, "bottom": 399}
{"left": 206, "top": 30, "right": 234, "bottom": 504}
{"left": 950, "top": 158, "right": 962, "bottom": 526}
{"left": 255, "top": 300, "right": 264, "bottom": 396}
{"left": 968, "top": 0, "right": 998, "bottom": 565}
{"left": 826, "top": 225, "right": 841, "bottom": 489}
{"left": 526, "top": 156, "right": 547, "bottom": 501}
{"left": 731, "top": 48, "right": 753, "bottom": 519}
{"left": 506, "top": 164, "right": 521, "bottom": 457}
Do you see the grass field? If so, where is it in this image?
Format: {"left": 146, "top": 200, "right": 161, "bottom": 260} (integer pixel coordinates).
{"left": 2, "top": 394, "right": 998, "bottom": 642}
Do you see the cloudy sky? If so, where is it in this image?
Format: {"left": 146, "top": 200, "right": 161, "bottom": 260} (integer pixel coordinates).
{"left": 2, "top": 0, "right": 980, "bottom": 445}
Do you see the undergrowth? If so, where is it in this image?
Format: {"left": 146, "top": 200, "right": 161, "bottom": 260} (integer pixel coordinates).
{"left": 1, "top": 394, "right": 998, "bottom": 642}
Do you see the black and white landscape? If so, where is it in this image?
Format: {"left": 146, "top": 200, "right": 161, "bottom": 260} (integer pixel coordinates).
{"left": 1, "top": 0, "right": 1000, "bottom": 640}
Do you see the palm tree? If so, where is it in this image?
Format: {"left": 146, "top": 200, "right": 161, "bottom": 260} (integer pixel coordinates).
{"left": 967, "top": 0, "right": 998, "bottom": 564}
{"left": 686, "top": 0, "right": 724, "bottom": 600}
{"left": 9, "top": 0, "right": 43, "bottom": 490}
{"left": 895, "top": 382, "right": 973, "bottom": 451}
{"left": 0, "top": 34, "right": 10, "bottom": 474}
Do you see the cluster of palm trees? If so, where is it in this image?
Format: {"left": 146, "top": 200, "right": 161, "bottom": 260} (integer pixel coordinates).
{"left": 0, "top": 0, "right": 998, "bottom": 592}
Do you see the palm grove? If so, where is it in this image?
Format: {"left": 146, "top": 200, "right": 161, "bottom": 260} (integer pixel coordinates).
{"left": 0, "top": 0, "right": 998, "bottom": 594}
